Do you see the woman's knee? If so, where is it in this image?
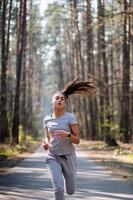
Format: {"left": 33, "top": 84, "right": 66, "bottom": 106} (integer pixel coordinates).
{"left": 65, "top": 178, "right": 76, "bottom": 195}
{"left": 55, "top": 185, "right": 64, "bottom": 194}
{"left": 66, "top": 188, "right": 75, "bottom": 195}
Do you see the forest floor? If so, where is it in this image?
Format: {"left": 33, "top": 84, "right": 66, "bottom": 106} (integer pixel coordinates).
{"left": 0, "top": 140, "right": 133, "bottom": 183}
{"left": 78, "top": 140, "right": 133, "bottom": 182}
{"left": 0, "top": 140, "right": 41, "bottom": 175}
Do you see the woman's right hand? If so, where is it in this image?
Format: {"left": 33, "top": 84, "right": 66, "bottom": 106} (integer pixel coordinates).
{"left": 43, "top": 141, "right": 49, "bottom": 150}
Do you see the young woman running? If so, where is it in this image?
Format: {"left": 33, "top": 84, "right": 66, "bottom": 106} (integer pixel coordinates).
{"left": 43, "top": 77, "right": 96, "bottom": 200}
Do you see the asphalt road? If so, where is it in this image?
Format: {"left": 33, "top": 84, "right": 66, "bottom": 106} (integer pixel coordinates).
{"left": 0, "top": 146, "right": 133, "bottom": 200}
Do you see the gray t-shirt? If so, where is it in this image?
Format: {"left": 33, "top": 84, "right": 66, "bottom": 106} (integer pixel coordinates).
{"left": 43, "top": 112, "right": 78, "bottom": 155}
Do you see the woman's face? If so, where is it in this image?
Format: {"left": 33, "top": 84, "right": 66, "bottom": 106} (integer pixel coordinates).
{"left": 52, "top": 92, "right": 66, "bottom": 110}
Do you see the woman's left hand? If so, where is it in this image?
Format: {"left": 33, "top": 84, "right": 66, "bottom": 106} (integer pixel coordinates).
{"left": 56, "top": 130, "right": 69, "bottom": 138}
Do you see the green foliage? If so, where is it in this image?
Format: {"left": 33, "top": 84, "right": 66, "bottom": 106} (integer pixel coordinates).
{"left": 19, "top": 125, "right": 24, "bottom": 143}
{"left": 0, "top": 132, "right": 38, "bottom": 160}
{"left": 98, "top": 119, "right": 120, "bottom": 144}
{"left": 103, "top": 120, "right": 119, "bottom": 134}
{"left": 114, "top": 146, "right": 121, "bottom": 155}
{"left": 19, "top": 125, "right": 38, "bottom": 144}
{"left": 0, "top": 145, "right": 26, "bottom": 159}
{"left": 124, "top": 153, "right": 133, "bottom": 160}
{"left": 114, "top": 147, "right": 133, "bottom": 162}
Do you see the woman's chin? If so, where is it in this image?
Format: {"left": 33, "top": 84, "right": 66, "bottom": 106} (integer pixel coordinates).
{"left": 55, "top": 105, "right": 61, "bottom": 108}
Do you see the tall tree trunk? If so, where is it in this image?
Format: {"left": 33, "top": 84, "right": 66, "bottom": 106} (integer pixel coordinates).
{"left": 6, "top": 0, "right": 13, "bottom": 142}
{"left": 20, "top": 0, "right": 27, "bottom": 141}
{"left": 97, "top": 0, "right": 105, "bottom": 138}
{"left": 26, "top": 0, "right": 33, "bottom": 133}
{"left": 86, "top": 0, "right": 99, "bottom": 140}
{"left": 62, "top": 21, "right": 73, "bottom": 85}
{"left": 0, "top": 0, "right": 2, "bottom": 11}
{"left": 70, "top": 0, "right": 86, "bottom": 136}
{"left": 12, "top": 0, "right": 26, "bottom": 145}
{"left": 120, "top": 0, "right": 130, "bottom": 143}
{"left": 129, "top": 0, "right": 133, "bottom": 141}
{"left": 0, "top": 0, "right": 9, "bottom": 143}
{"left": 70, "top": 0, "right": 78, "bottom": 78}
{"left": 109, "top": 2, "right": 115, "bottom": 123}
{"left": 130, "top": 90, "right": 133, "bottom": 141}
{"left": 97, "top": 0, "right": 110, "bottom": 140}
{"left": 55, "top": 48, "right": 64, "bottom": 90}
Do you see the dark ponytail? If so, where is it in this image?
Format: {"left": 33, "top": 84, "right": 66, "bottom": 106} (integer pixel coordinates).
{"left": 61, "top": 77, "right": 96, "bottom": 99}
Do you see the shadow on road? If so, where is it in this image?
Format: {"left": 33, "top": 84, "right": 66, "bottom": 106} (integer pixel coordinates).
{"left": 0, "top": 146, "right": 133, "bottom": 200}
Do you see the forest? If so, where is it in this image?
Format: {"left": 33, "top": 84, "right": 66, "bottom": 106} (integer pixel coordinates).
{"left": 0, "top": 0, "right": 133, "bottom": 146}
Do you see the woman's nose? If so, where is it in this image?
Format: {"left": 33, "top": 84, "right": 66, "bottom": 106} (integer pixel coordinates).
{"left": 58, "top": 98, "right": 62, "bottom": 101}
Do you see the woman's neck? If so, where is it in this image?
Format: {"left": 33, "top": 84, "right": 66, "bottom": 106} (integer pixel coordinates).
{"left": 52, "top": 109, "right": 65, "bottom": 118}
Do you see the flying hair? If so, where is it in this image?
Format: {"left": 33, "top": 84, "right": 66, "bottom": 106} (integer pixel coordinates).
{"left": 61, "top": 77, "right": 96, "bottom": 99}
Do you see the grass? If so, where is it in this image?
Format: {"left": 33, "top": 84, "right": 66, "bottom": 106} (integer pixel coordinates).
{"left": 0, "top": 134, "right": 39, "bottom": 159}
{"left": 0, "top": 145, "right": 27, "bottom": 159}
{"left": 0, "top": 136, "right": 41, "bottom": 174}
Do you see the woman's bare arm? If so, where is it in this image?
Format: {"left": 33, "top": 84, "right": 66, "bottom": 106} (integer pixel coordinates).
{"left": 56, "top": 124, "right": 80, "bottom": 144}
{"left": 69, "top": 124, "right": 80, "bottom": 144}
{"left": 43, "top": 128, "right": 50, "bottom": 150}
